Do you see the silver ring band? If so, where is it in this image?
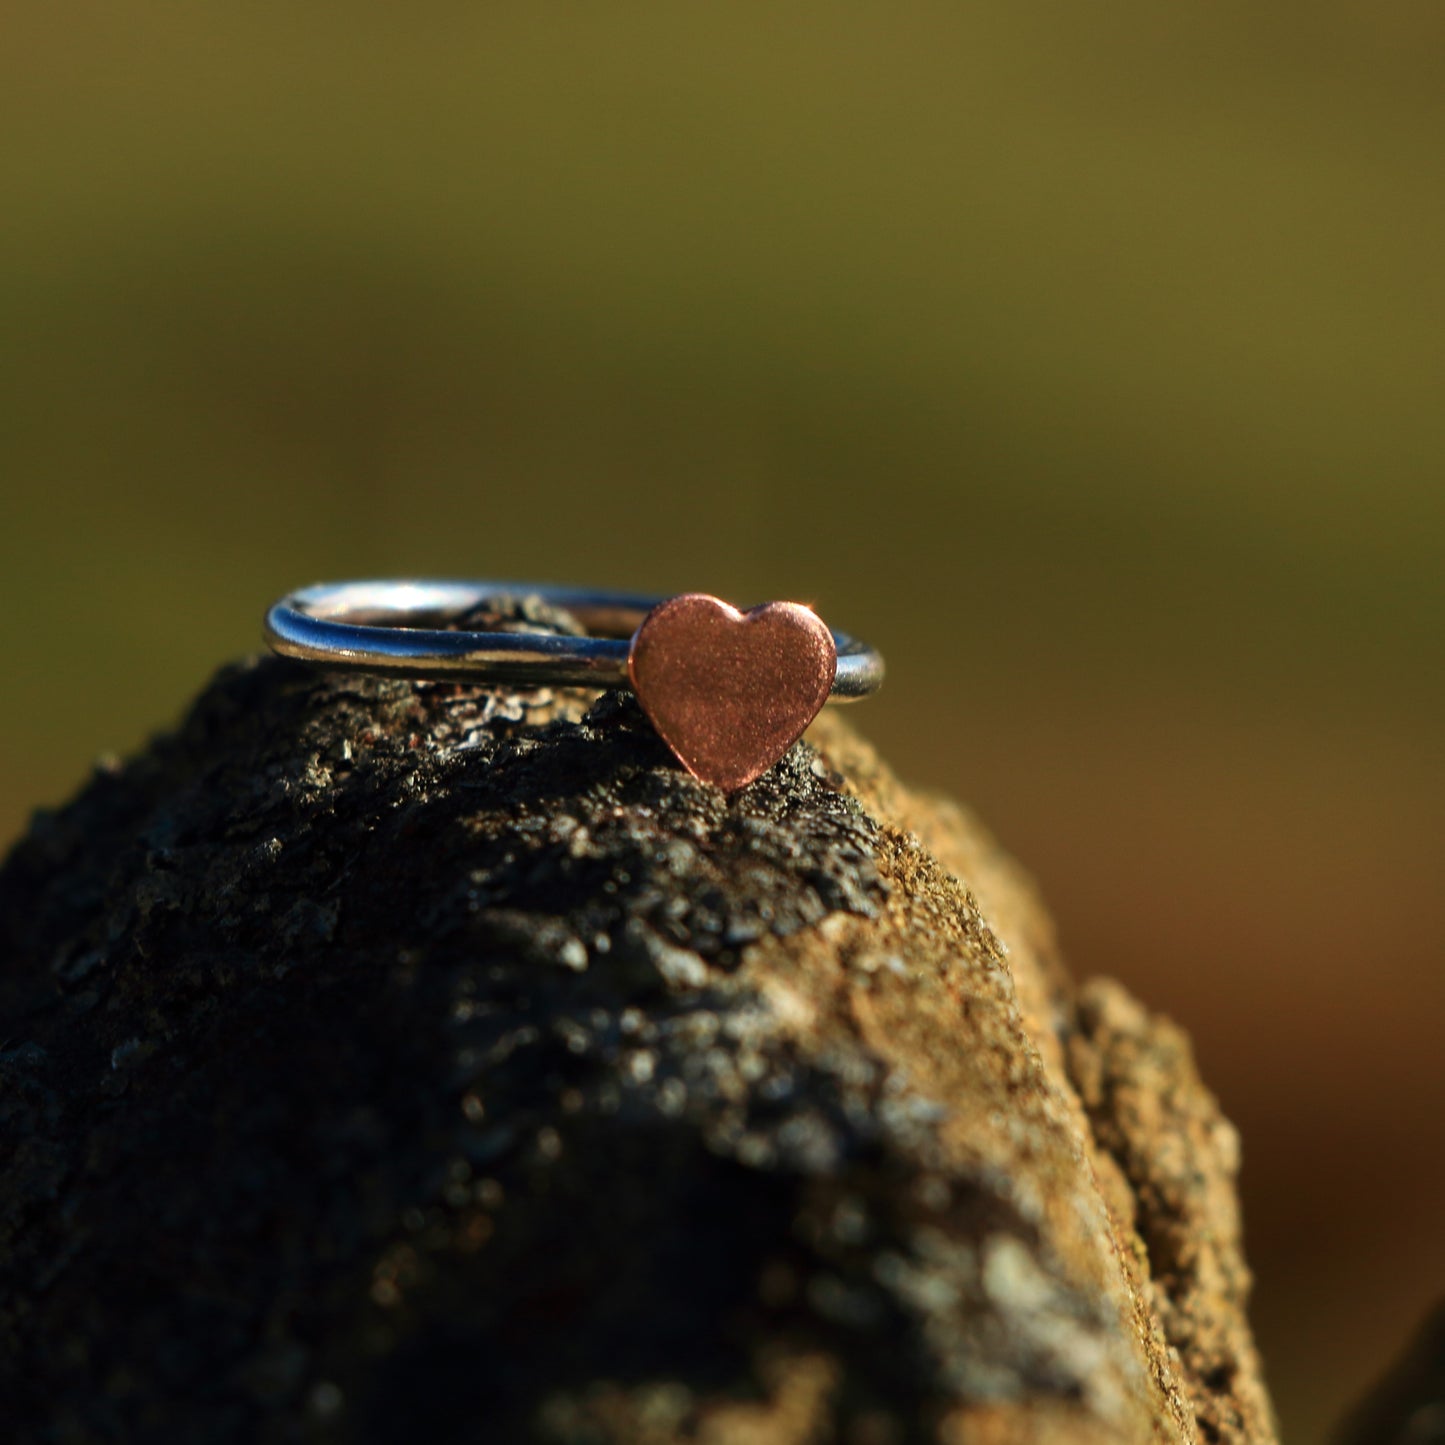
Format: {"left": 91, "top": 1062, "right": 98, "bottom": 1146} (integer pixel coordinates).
{"left": 263, "top": 579, "right": 884, "bottom": 700}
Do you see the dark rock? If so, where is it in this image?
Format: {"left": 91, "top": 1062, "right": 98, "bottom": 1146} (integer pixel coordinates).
{"left": 0, "top": 604, "right": 1276, "bottom": 1444}
{"left": 1334, "top": 1303, "right": 1445, "bottom": 1445}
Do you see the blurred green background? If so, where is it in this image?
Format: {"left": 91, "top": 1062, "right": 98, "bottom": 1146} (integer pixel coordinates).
{"left": 3, "top": 4, "right": 1443, "bottom": 1437}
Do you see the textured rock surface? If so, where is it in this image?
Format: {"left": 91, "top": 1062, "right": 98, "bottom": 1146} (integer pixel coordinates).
{"left": 0, "top": 605, "right": 1277, "bottom": 1444}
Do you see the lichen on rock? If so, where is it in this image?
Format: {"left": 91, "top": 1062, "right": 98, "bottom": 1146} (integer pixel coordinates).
{"left": 0, "top": 601, "right": 1277, "bottom": 1444}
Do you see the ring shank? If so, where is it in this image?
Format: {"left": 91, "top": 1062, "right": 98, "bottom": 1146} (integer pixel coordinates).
{"left": 264, "top": 580, "right": 883, "bottom": 700}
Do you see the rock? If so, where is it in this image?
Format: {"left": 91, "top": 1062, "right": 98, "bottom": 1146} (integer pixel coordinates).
{"left": 0, "top": 605, "right": 1278, "bottom": 1444}
{"left": 1333, "top": 1303, "right": 1445, "bottom": 1445}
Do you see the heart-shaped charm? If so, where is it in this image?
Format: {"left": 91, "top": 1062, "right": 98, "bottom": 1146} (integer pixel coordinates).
{"left": 627, "top": 593, "right": 837, "bottom": 793}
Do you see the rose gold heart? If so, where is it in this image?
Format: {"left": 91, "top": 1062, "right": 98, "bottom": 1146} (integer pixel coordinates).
{"left": 626, "top": 593, "right": 837, "bottom": 793}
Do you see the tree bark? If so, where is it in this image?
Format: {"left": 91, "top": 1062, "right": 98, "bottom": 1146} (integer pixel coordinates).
{"left": 0, "top": 605, "right": 1277, "bottom": 1444}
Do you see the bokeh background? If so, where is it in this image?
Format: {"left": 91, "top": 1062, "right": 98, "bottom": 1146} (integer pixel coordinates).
{"left": 3, "top": 5, "right": 1443, "bottom": 1438}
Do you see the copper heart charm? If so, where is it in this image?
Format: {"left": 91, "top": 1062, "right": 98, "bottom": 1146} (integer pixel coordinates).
{"left": 626, "top": 593, "right": 838, "bottom": 793}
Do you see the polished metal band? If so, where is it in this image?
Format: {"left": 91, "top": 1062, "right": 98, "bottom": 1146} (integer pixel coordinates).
{"left": 263, "top": 580, "right": 884, "bottom": 700}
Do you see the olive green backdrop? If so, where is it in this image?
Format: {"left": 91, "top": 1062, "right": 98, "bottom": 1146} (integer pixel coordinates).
{"left": 3, "top": 5, "right": 1443, "bottom": 1439}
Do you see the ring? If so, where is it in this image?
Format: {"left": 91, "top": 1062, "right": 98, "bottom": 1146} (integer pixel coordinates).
{"left": 264, "top": 579, "right": 884, "bottom": 792}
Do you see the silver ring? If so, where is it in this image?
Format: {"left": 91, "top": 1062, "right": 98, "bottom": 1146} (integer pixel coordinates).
{"left": 263, "top": 579, "right": 884, "bottom": 700}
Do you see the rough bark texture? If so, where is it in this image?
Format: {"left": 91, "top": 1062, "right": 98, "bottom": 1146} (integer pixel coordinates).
{"left": 0, "top": 602, "right": 1277, "bottom": 1444}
